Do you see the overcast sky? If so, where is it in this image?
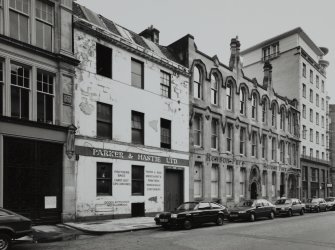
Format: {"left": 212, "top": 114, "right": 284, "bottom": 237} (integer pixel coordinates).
{"left": 76, "top": 0, "right": 335, "bottom": 103}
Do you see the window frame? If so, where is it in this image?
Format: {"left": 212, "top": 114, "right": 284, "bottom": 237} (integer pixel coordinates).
{"left": 211, "top": 164, "right": 219, "bottom": 198}
{"left": 131, "top": 110, "right": 144, "bottom": 145}
{"left": 210, "top": 74, "right": 218, "bottom": 105}
{"left": 132, "top": 165, "right": 145, "bottom": 196}
{"left": 160, "top": 70, "right": 171, "bottom": 98}
{"left": 36, "top": 70, "right": 54, "bottom": 124}
{"left": 239, "top": 127, "right": 246, "bottom": 156}
{"left": 211, "top": 118, "right": 219, "bottom": 150}
{"left": 160, "top": 118, "right": 171, "bottom": 149}
{"left": 194, "top": 113, "right": 202, "bottom": 147}
{"left": 226, "top": 123, "right": 233, "bottom": 153}
{"left": 35, "top": 0, "right": 54, "bottom": 51}
{"left": 131, "top": 58, "right": 144, "bottom": 89}
{"left": 251, "top": 93, "right": 257, "bottom": 119}
{"left": 226, "top": 83, "right": 232, "bottom": 110}
{"left": 97, "top": 102, "right": 113, "bottom": 139}
{"left": 96, "top": 43, "right": 113, "bottom": 78}
{"left": 96, "top": 162, "right": 113, "bottom": 196}
{"left": 251, "top": 131, "right": 258, "bottom": 158}
{"left": 9, "top": 0, "right": 30, "bottom": 43}
{"left": 193, "top": 66, "right": 201, "bottom": 99}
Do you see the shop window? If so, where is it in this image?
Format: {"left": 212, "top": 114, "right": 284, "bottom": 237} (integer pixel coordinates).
{"left": 194, "top": 163, "right": 203, "bottom": 198}
{"left": 132, "top": 165, "right": 144, "bottom": 195}
{"left": 160, "top": 118, "right": 171, "bottom": 149}
{"left": 37, "top": 71, "right": 54, "bottom": 123}
{"left": 9, "top": 0, "right": 29, "bottom": 43}
{"left": 131, "top": 111, "right": 144, "bottom": 144}
{"left": 97, "top": 102, "right": 113, "bottom": 139}
{"left": 160, "top": 70, "right": 171, "bottom": 98}
{"left": 10, "top": 64, "right": 30, "bottom": 119}
{"left": 96, "top": 163, "right": 113, "bottom": 196}
{"left": 96, "top": 43, "right": 112, "bottom": 78}
{"left": 211, "top": 165, "right": 219, "bottom": 198}
{"left": 131, "top": 58, "right": 144, "bottom": 89}
{"left": 36, "top": 0, "right": 54, "bottom": 51}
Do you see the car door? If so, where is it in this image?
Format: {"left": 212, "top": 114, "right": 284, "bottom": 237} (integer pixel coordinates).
{"left": 197, "top": 202, "right": 212, "bottom": 223}
{"left": 210, "top": 203, "right": 222, "bottom": 221}
{"left": 262, "top": 200, "right": 272, "bottom": 216}
{"left": 320, "top": 199, "right": 327, "bottom": 211}
{"left": 255, "top": 200, "right": 265, "bottom": 217}
{"left": 291, "top": 199, "right": 298, "bottom": 213}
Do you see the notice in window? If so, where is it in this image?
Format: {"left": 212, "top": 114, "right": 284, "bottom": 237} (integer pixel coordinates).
{"left": 45, "top": 196, "right": 57, "bottom": 209}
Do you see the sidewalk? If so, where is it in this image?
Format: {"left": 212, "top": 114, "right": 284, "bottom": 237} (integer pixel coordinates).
{"left": 64, "top": 216, "right": 159, "bottom": 234}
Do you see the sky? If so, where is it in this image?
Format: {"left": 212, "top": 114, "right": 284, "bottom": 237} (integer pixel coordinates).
{"left": 76, "top": 0, "right": 335, "bottom": 103}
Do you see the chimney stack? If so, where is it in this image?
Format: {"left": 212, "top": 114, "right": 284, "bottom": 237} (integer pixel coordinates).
{"left": 229, "top": 36, "right": 241, "bottom": 69}
{"left": 139, "top": 25, "right": 160, "bottom": 44}
{"left": 263, "top": 61, "right": 272, "bottom": 89}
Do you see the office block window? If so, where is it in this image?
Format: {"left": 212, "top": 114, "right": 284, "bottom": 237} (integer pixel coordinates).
{"left": 316, "top": 75, "right": 319, "bottom": 88}
{"left": 316, "top": 112, "right": 319, "bottom": 125}
{"left": 10, "top": 64, "right": 30, "bottom": 119}
{"left": 160, "top": 70, "right": 171, "bottom": 98}
{"left": 316, "top": 94, "right": 319, "bottom": 107}
{"left": 302, "top": 63, "right": 306, "bottom": 77}
{"left": 316, "top": 131, "right": 319, "bottom": 144}
{"left": 322, "top": 116, "right": 324, "bottom": 128}
{"left": 310, "top": 109, "right": 313, "bottom": 122}
{"left": 309, "top": 89, "right": 313, "bottom": 103}
{"left": 302, "top": 104, "right": 306, "bottom": 118}
{"left": 322, "top": 98, "right": 325, "bottom": 110}
{"left": 310, "top": 70, "right": 313, "bottom": 83}
{"left": 302, "top": 125, "right": 306, "bottom": 139}
{"left": 302, "top": 84, "right": 306, "bottom": 98}
{"left": 36, "top": 0, "right": 54, "bottom": 51}
{"left": 9, "top": 0, "right": 29, "bottom": 43}
{"left": 96, "top": 43, "right": 112, "bottom": 78}
{"left": 131, "top": 111, "right": 144, "bottom": 144}
{"left": 97, "top": 163, "right": 113, "bottom": 196}
{"left": 37, "top": 71, "right": 54, "bottom": 123}
{"left": 131, "top": 58, "right": 144, "bottom": 89}
{"left": 132, "top": 165, "right": 144, "bottom": 195}
{"left": 160, "top": 118, "right": 171, "bottom": 149}
{"left": 310, "top": 129, "right": 313, "bottom": 142}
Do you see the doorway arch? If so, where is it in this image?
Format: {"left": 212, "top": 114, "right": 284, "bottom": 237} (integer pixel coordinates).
{"left": 288, "top": 174, "right": 297, "bottom": 198}
{"left": 251, "top": 182, "right": 258, "bottom": 199}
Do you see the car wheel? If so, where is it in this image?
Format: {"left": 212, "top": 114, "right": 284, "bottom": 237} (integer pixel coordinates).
{"left": 250, "top": 213, "right": 255, "bottom": 222}
{"left": 269, "top": 211, "right": 275, "bottom": 220}
{"left": 0, "top": 233, "right": 11, "bottom": 250}
{"left": 317, "top": 207, "right": 320, "bottom": 213}
{"left": 216, "top": 216, "right": 224, "bottom": 226}
{"left": 288, "top": 209, "right": 292, "bottom": 217}
{"left": 300, "top": 209, "right": 304, "bottom": 215}
{"left": 183, "top": 220, "right": 192, "bottom": 230}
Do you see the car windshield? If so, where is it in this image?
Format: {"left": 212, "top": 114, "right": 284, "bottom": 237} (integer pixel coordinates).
{"left": 325, "top": 198, "right": 335, "bottom": 202}
{"left": 236, "top": 200, "right": 255, "bottom": 207}
{"left": 275, "top": 199, "right": 291, "bottom": 205}
{"left": 176, "top": 202, "right": 197, "bottom": 211}
{"left": 306, "top": 199, "right": 318, "bottom": 203}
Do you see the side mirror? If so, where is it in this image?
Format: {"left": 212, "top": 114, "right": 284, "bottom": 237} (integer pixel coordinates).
{"left": 256, "top": 205, "right": 261, "bottom": 209}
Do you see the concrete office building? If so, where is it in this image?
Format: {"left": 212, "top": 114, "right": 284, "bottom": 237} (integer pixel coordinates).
{"left": 241, "top": 28, "right": 331, "bottom": 200}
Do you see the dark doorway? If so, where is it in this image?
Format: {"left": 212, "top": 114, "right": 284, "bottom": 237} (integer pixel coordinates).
{"left": 164, "top": 169, "right": 183, "bottom": 211}
{"left": 288, "top": 175, "right": 297, "bottom": 198}
{"left": 280, "top": 173, "right": 285, "bottom": 197}
{"left": 251, "top": 182, "right": 258, "bottom": 199}
{"left": 131, "top": 203, "right": 145, "bottom": 217}
{"left": 3, "top": 137, "right": 63, "bottom": 225}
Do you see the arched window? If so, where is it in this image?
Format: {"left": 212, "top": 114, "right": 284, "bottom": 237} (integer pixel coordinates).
{"left": 280, "top": 108, "right": 285, "bottom": 130}
{"left": 262, "top": 100, "right": 267, "bottom": 124}
{"left": 271, "top": 103, "right": 277, "bottom": 127}
{"left": 271, "top": 137, "right": 276, "bottom": 161}
{"left": 210, "top": 74, "right": 218, "bottom": 105}
{"left": 193, "top": 66, "right": 201, "bottom": 99}
{"left": 240, "top": 88, "right": 246, "bottom": 115}
{"left": 251, "top": 93, "right": 257, "bottom": 119}
{"left": 226, "top": 83, "right": 232, "bottom": 110}
{"left": 280, "top": 141, "right": 285, "bottom": 163}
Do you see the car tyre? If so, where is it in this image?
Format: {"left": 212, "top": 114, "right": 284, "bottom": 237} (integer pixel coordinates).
{"left": 228, "top": 218, "right": 235, "bottom": 222}
{"left": 0, "top": 233, "right": 11, "bottom": 250}
{"left": 216, "top": 216, "right": 224, "bottom": 226}
{"left": 269, "top": 211, "right": 275, "bottom": 220}
{"left": 300, "top": 209, "right": 304, "bottom": 215}
{"left": 183, "top": 220, "right": 192, "bottom": 230}
{"left": 250, "top": 213, "right": 255, "bottom": 222}
{"left": 317, "top": 207, "right": 320, "bottom": 213}
{"left": 288, "top": 209, "right": 292, "bottom": 217}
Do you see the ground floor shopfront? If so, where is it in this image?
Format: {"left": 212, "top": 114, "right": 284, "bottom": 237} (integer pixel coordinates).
{"left": 74, "top": 139, "right": 189, "bottom": 220}
{"left": 0, "top": 118, "right": 76, "bottom": 224}
{"left": 190, "top": 153, "right": 301, "bottom": 208}
{"left": 301, "top": 158, "right": 332, "bottom": 201}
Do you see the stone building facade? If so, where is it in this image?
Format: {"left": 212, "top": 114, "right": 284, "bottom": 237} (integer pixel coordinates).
{"left": 72, "top": 3, "right": 190, "bottom": 220}
{"left": 329, "top": 105, "right": 335, "bottom": 196}
{"left": 241, "top": 28, "right": 331, "bottom": 200}
{"left": 167, "top": 35, "right": 300, "bottom": 207}
{"left": 0, "top": 0, "right": 78, "bottom": 224}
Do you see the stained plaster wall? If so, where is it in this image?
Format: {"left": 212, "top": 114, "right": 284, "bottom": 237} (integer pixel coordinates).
{"left": 73, "top": 29, "right": 190, "bottom": 218}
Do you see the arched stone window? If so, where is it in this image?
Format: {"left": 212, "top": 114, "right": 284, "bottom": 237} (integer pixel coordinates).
{"left": 239, "top": 88, "right": 246, "bottom": 115}
{"left": 193, "top": 66, "right": 201, "bottom": 99}
{"left": 226, "top": 83, "right": 233, "bottom": 110}
{"left": 210, "top": 74, "right": 218, "bottom": 105}
{"left": 288, "top": 112, "right": 292, "bottom": 134}
{"left": 262, "top": 100, "right": 267, "bottom": 124}
{"left": 251, "top": 93, "right": 257, "bottom": 119}
{"left": 280, "top": 141, "right": 285, "bottom": 163}
{"left": 280, "top": 108, "right": 285, "bottom": 130}
{"left": 271, "top": 103, "right": 277, "bottom": 128}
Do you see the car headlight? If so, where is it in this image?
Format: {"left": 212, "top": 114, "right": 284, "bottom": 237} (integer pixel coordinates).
{"left": 281, "top": 207, "right": 285, "bottom": 211}
{"left": 155, "top": 213, "right": 160, "bottom": 218}
{"left": 238, "top": 211, "right": 246, "bottom": 214}
{"left": 171, "top": 214, "right": 178, "bottom": 219}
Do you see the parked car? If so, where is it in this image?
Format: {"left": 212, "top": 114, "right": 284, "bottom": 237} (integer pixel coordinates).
{"left": 274, "top": 198, "right": 305, "bottom": 216}
{"left": 305, "top": 198, "right": 327, "bottom": 212}
{"left": 228, "top": 199, "right": 276, "bottom": 222}
{"left": 325, "top": 197, "right": 335, "bottom": 211}
{"left": 0, "top": 208, "right": 32, "bottom": 250}
{"left": 154, "top": 201, "right": 228, "bottom": 230}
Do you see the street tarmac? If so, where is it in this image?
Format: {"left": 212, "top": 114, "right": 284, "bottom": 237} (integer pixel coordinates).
{"left": 12, "top": 210, "right": 335, "bottom": 250}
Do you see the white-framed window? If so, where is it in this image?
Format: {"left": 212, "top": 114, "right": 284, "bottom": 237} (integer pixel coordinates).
{"left": 240, "top": 168, "right": 246, "bottom": 197}
{"left": 193, "top": 66, "right": 201, "bottom": 99}
{"left": 211, "top": 118, "right": 218, "bottom": 150}
{"left": 226, "top": 123, "right": 233, "bottom": 153}
{"left": 239, "top": 127, "right": 246, "bottom": 155}
{"left": 251, "top": 93, "right": 257, "bottom": 119}
{"left": 251, "top": 131, "right": 258, "bottom": 158}
{"left": 226, "top": 166, "right": 233, "bottom": 198}
{"left": 239, "top": 88, "right": 246, "bottom": 115}
{"left": 9, "top": 0, "right": 30, "bottom": 43}
{"left": 194, "top": 114, "right": 202, "bottom": 147}
{"left": 36, "top": 0, "right": 54, "bottom": 51}
{"left": 194, "top": 163, "right": 203, "bottom": 198}
{"left": 262, "top": 134, "right": 267, "bottom": 159}
{"left": 226, "top": 83, "right": 232, "bottom": 110}
{"left": 37, "top": 70, "right": 54, "bottom": 123}
{"left": 210, "top": 74, "right": 218, "bottom": 105}
{"left": 211, "top": 165, "right": 219, "bottom": 198}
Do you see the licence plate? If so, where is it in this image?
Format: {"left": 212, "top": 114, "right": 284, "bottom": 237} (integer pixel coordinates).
{"left": 230, "top": 214, "right": 238, "bottom": 217}
{"left": 160, "top": 219, "right": 168, "bottom": 222}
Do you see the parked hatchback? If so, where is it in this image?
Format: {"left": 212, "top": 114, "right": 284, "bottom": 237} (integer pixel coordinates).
{"left": 305, "top": 198, "right": 327, "bottom": 212}
{"left": 0, "top": 208, "right": 32, "bottom": 250}
{"left": 228, "top": 199, "right": 276, "bottom": 222}
{"left": 154, "top": 201, "right": 228, "bottom": 230}
{"left": 275, "top": 198, "right": 305, "bottom": 216}
{"left": 325, "top": 197, "right": 335, "bottom": 211}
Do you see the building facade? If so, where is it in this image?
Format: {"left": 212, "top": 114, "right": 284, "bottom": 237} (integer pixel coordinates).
{"left": 167, "top": 35, "right": 300, "bottom": 207}
{"left": 73, "top": 3, "right": 190, "bottom": 220}
{"left": 0, "top": 0, "right": 78, "bottom": 224}
{"left": 241, "top": 28, "right": 331, "bottom": 201}
{"left": 329, "top": 105, "right": 335, "bottom": 196}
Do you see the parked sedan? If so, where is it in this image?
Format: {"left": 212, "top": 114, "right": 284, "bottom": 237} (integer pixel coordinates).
{"left": 0, "top": 208, "right": 32, "bottom": 250}
{"left": 228, "top": 199, "right": 276, "bottom": 222}
{"left": 325, "top": 197, "right": 335, "bottom": 211}
{"left": 305, "top": 198, "right": 327, "bottom": 212}
{"left": 275, "top": 198, "right": 305, "bottom": 216}
{"left": 154, "top": 201, "right": 228, "bottom": 230}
